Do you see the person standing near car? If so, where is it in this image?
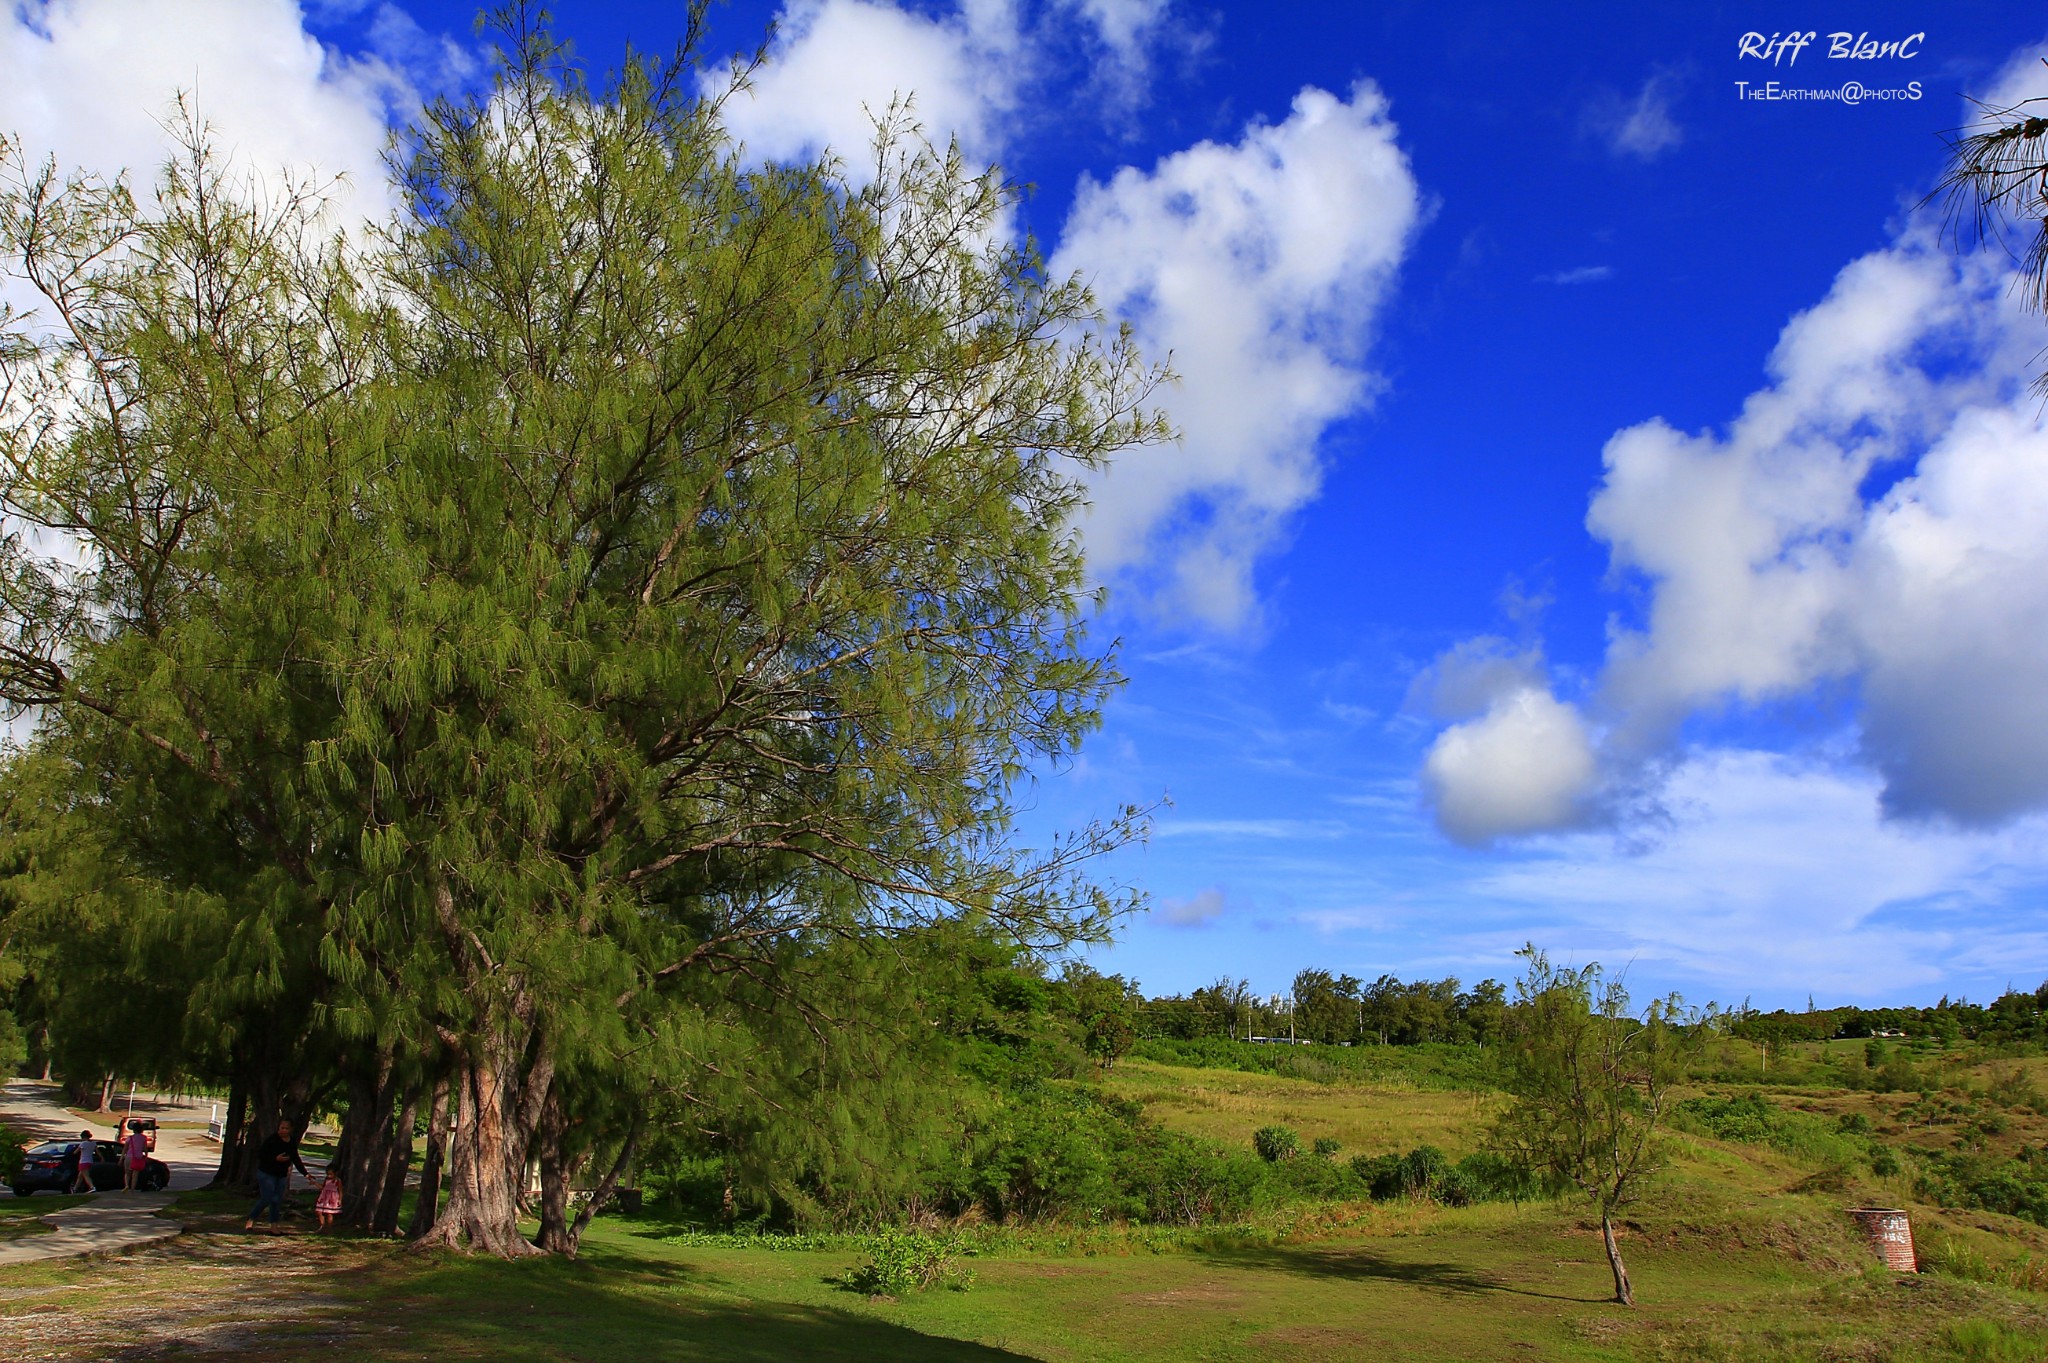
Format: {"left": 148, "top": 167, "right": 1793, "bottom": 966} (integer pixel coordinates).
{"left": 68, "top": 1129, "right": 96, "bottom": 1195}
{"left": 121, "top": 1122, "right": 149, "bottom": 1191}
{"left": 244, "top": 1118, "right": 311, "bottom": 1232}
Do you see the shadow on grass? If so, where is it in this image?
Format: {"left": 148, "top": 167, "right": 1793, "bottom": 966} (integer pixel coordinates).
{"left": 1203, "top": 1243, "right": 1608, "bottom": 1304}
{"left": 156, "top": 1234, "right": 1042, "bottom": 1363}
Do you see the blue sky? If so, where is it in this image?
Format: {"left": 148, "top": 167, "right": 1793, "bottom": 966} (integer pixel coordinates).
{"left": 7, "top": 1, "right": 2048, "bottom": 1009}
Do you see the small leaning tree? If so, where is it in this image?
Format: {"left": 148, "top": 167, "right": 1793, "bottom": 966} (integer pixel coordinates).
{"left": 1491, "top": 945, "right": 1708, "bottom": 1307}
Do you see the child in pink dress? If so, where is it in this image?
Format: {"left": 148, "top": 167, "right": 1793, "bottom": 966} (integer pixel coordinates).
{"left": 314, "top": 1170, "right": 343, "bottom": 1231}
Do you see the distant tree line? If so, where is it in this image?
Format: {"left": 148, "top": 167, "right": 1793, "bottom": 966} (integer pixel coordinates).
{"left": 1726, "top": 985, "right": 2048, "bottom": 1050}
{"left": 1093, "top": 969, "right": 1513, "bottom": 1051}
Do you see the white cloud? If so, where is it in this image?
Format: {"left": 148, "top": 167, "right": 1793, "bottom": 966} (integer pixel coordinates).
{"left": 1463, "top": 748, "right": 2048, "bottom": 999}
{"left": 0, "top": 0, "right": 408, "bottom": 223}
{"left": 1052, "top": 82, "right": 1421, "bottom": 628}
{"left": 1159, "top": 885, "right": 1227, "bottom": 926}
{"left": 1591, "top": 74, "right": 1682, "bottom": 161}
{"left": 1537, "top": 265, "right": 1612, "bottom": 285}
{"left": 711, "top": 0, "right": 1187, "bottom": 166}
{"left": 1422, "top": 687, "right": 1598, "bottom": 846}
{"left": 1416, "top": 45, "right": 2048, "bottom": 843}
{"left": 1407, "top": 635, "right": 1546, "bottom": 721}
{"left": 1153, "top": 818, "right": 1348, "bottom": 840}
{"left": 713, "top": 0, "right": 1021, "bottom": 166}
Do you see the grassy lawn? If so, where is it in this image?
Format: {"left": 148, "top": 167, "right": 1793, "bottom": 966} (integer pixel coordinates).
{"left": 4, "top": 1184, "right": 2048, "bottom": 1361}
{"left": 0, "top": 1198, "right": 57, "bottom": 1243}
{"left": 10, "top": 1050, "right": 2048, "bottom": 1359}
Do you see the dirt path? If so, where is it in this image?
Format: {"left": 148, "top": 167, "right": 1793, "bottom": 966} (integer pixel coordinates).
{"left": 0, "top": 1234, "right": 364, "bottom": 1361}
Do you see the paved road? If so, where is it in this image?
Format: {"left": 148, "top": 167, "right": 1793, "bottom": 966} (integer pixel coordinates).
{"left": 1, "top": 1078, "right": 222, "bottom": 1192}
{"left": 0, "top": 1079, "right": 209, "bottom": 1265}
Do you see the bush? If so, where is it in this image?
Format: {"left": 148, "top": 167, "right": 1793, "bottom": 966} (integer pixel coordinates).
{"left": 1311, "top": 1136, "right": 1341, "bottom": 1158}
{"left": 1252, "top": 1125, "right": 1300, "bottom": 1163}
{"left": 0, "top": 1124, "right": 22, "bottom": 1183}
{"left": 846, "top": 1228, "right": 973, "bottom": 1297}
{"left": 1916, "top": 1151, "right": 2048, "bottom": 1227}
{"left": 1349, "top": 1146, "right": 1538, "bottom": 1205}
{"left": 1127, "top": 1131, "right": 1263, "bottom": 1226}
{"left": 973, "top": 1085, "right": 1139, "bottom": 1222}
{"left": 1674, "top": 1093, "right": 1873, "bottom": 1168}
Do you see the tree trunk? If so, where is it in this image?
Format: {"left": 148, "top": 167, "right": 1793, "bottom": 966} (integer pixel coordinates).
{"left": 220, "top": 1067, "right": 313, "bottom": 1192}
{"left": 1601, "top": 1213, "right": 1635, "bottom": 1306}
{"left": 408, "top": 1077, "right": 450, "bottom": 1240}
{"left": 562, "top": 1123, "right": 642, "bottom": 1257}
{"left": 209, "top": 1072, "right": 249, "bottom": 1189}
{"left": 336, "top": 1046, "right": 397, "bottom": 1230}
{"left": 373, "top": 1086, "right": 421, "bottom": 1234}
{"left": 411, "top": 1018, "right": 552, "bottom": 1258}
{"left": 533, "top": 1087, "right": 585, "bottom": 1255}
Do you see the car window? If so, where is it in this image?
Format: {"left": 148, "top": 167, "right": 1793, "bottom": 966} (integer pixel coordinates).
{"left": 28, "top": 1142, "right": 69, "bottom": 1156}
{"left": 96, "top": 1142, "right": 120, "bottom": 1159}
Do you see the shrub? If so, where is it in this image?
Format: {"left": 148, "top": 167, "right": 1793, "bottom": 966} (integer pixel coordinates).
{"left": 0, "top": 1124, "right": 22, "bottom": 1182}
{"left": 1311, "top": 1136, "right": 1341, "bottom": 1158}
{"left": 973, "top": 1086, "right": 1137, "bottom": 1222}
{"left": 1350, "top": 1146, "right": 1538, "bottom": 1206}
{"left": 1252, "top": 1125, "right": 1300, "bottom": 1163}
{"left": 846, "top": 1228, "right": 973, "bottom": 1297}
{"left": 1454, "top": 1151, "right": 1545, "bottom": 1203}
{"left": 1127, "top": 1131, "right": 1263, "bottom": 1226}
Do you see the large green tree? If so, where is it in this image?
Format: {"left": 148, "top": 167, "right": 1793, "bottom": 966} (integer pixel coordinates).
{"left": 0, "top": 12, "right": 1160, "bottom": 1255}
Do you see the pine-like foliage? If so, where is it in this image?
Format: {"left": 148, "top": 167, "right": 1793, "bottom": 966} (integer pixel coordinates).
{"left": 0, "top": 8, "right": 1165, "bottom": 1254}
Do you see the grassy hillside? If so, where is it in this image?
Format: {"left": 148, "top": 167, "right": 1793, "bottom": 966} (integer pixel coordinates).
{"left": 1098, "top": 1057, "right": 1502, "bottom": 1157}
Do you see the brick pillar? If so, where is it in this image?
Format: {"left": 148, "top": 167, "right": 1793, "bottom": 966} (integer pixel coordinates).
{"left": 1848, "top": 1208, "right": 1917, "bottom": 1272}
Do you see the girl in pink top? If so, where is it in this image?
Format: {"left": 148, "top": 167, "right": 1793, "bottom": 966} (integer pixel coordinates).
{"left": 315, "top": 1170, "right": 343, "bottom": 1231}
{"left": 121, "top": 1127, "right": 148, "bottom": 1191}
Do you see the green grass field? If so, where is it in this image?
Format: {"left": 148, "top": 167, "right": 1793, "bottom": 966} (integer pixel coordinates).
{"left": 9, "top": 1043, "right": 2048, "bottom": 1360}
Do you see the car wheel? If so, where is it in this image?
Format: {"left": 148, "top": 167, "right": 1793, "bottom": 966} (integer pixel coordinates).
{"left": 142, "top": 1167, "right": 168, "bottom": 1193}
{"left": 8, "top": 1185, "right": 30, "bottom": 1198}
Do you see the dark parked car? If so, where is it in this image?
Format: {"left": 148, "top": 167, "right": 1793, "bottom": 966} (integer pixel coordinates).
{"left": 10, "top": 1139, "right": 169, "bottom": 1195}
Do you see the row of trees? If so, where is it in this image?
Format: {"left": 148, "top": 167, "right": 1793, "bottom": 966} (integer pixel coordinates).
{"left": 1724, "top": 986, "right": 2048, "bottom": 1052}
{"left": 0, "top": 9, "right": 1161, "bottom": 1257}
{"left": 1142, "top": 972, "right": 1518, "bottom": 1048}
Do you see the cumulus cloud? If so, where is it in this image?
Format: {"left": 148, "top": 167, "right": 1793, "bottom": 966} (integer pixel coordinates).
{"left": 712, "top": 0, "right": 1187, "bottom": 166}
{"left": 1420, "top": 44, "right": 2048, "bottom": 843}
{"left": 1462, "top": 748, "right": 2048, "bottom": 998}
{"left": 1422, "top": 687, "right": 1598, "bottom": 846}
{"left": 1052, "top": 82, "right": 1421, "bottom": 627}
{"left": 1159, "top": 885, "right": 1227, "bottom": 926}
{"left": 1589, "top": 74, "right": 1682, "bottom": 161}
{"left": 1407, "top": 635, "right": 1546, "bottom": 721}
{"left": 714, "top": 0, "right": 1021, "bottom": 166}
{"left": 0, "top": 0, "right": 409, "bottom": 222}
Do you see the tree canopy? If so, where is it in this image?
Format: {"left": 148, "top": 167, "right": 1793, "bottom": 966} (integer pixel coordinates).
{"left": 0, "top": 11, "right": 1162, "bottom": 1255}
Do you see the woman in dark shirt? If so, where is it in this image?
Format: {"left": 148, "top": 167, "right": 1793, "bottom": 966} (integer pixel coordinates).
{"left": 244, "top": 1119, "right": 311, "bottom": 1232}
